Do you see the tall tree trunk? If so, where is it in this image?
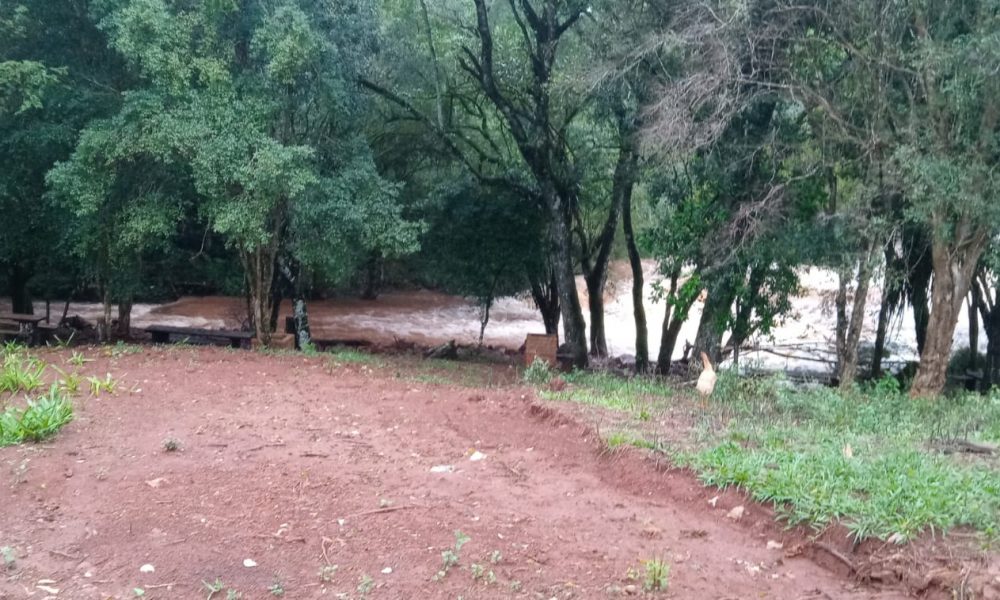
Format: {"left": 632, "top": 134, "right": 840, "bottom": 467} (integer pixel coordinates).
{"left": 836, "top": 241, "right": 876, "bottom": 388}
{"left": 835, "top": 269, "right": 849, "bottom": 372}
{"left": 293, "top": 297, "right": 311, "bottom": 350}
{"left": 984, "top": 300, "right": 1000, "bottom": 390}
{"left": 693, "top": 280, "right": 732, "bottom": 368}
{"left": 968, "top": 296, "right": 979, "bottom": 372}
{"left": 623, "top": 194, "right": 648, "bottom": 372}
{"left": 655, "top": 271, "right": 681, "bottom": 375}
{"left": 8, "top": 266, "right": 33, "bottom": 314}
{"left": 529, "top": 269, "right": 560, "bottom": 335}
{"left": 579, "top": 137, "right": 635, "bottom": 357}
{"left": 99, "top": 286, "right": 112, "bottom": 343}
{"left": 871, "top": 246, "right": 898, "bottom": 378}
{"left": 585, "top": 275, "right": 608, "bottom": 358}
{"left": 903, "top": 226, "right": 933, "bottom": 355}
{"left": 242, "top": 245, "right": 277, "bottom": 347}
{"left": 910, "top": 227, "right": 989, "bottom": 397}
{"left": 116, "top": 297, "right": 133, "bottom": 339}
{"left": 549, "top": 188, "right": 588, "bottom": 368}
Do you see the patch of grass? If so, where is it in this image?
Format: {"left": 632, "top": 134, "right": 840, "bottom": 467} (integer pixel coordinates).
{"left": 2, "top": 546, "right": 16, "bottom": 570}
{"left": 682, "top": 371, "right": 1000, "bottom": 541}
{"left": 539, "top": 369, "right": 674, "bottom": 421}
{"left": 327, "top": 348, "right": 384, "bottom": 367}
{"left": 106, "top": 341, "right": 142, "bottom": 358}
{"left": 562, "top": 369, "right": 676, "bottom": 398}
{"left": 0, "top": 385, "right": 74, "bottom": 446}
{"left": 268, "top": 579, "right": 285, "bottom": 596}
{"left": 605, "top": 431, "right": 659, "bottom": 451}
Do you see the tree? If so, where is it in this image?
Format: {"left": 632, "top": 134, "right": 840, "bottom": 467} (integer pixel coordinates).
{"left": 459, "top": 0, "right": 591, "bottom": 367}
{"left": 420, "top": 176, "right": 548, "bottom": 343}
{"left": 1, "top": 1, "right": 124, "bottom": 315}
{"left": 69, "top": 0, "right": 419, "bottom": 346}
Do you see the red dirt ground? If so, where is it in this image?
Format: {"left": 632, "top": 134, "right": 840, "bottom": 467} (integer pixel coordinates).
{"left": 0, "top": 347, "right": 934, "bottom": 599}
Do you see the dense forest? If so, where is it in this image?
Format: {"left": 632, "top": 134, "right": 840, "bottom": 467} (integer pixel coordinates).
{"left": 2, "top": 0, "right": 998, "bottom": 398}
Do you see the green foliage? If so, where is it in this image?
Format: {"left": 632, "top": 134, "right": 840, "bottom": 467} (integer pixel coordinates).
{"left": 0, "top": 385, "right": 73, "bottom": 446}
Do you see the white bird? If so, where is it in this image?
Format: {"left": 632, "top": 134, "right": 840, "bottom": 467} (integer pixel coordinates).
{"left": 696, "top": 351, "right": 717, "bottom": 397}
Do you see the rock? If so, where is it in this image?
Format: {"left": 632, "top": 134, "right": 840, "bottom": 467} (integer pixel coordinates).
{"left": 726, "top": 505, "right": 745, "bottom": 521}
{"left": 139, "top": 564, "right": 155, "bottom": 574}
{"left": 469, "top": 451, "right": 486, "bottom": 462}
{"left": 243, "top": 558, "right": 257, "bottom": 568}
{"left": 430, "top": 465, "right": 454, "bottom": 473}
{"left": 707, "top": 496, "right": 719, "bottom": 507}
{"left": 766, "top": 540, "right": 783, "bottom": 550}
{"left": 381, "top": 567, "right": 392, "bottom": 574}
{"left": 623, "top": 584, "right": 638, "bottom": 595}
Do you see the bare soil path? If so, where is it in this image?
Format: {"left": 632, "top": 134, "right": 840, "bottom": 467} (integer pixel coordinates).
{"left": 1, "top": 347, "right": 910, "bottom": 599}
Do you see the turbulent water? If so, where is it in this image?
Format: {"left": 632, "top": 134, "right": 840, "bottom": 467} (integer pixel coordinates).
{"left": 17, "top": 262, "right": 982, "bottom": 376}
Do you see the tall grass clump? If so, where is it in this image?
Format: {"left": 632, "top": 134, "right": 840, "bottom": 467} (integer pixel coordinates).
{"left": 0, "top": 385, "right": 74, "bottom": 446}
{"left": 0, "top": 352, "right": 47, "bottom": 395}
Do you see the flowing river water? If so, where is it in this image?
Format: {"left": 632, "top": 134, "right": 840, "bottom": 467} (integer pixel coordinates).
{"left": 16, "top": 262, "right": 982, "bottom": 377}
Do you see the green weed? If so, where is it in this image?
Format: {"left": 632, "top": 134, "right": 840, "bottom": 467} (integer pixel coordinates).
{"left": 48, "top": 331, "right": 75, "bottom": 349}
{"left": 523, "top": 357, "right": 552, "bottom": 385}
{"left": 434, "top": 530, "right": 470, "bottom": 581}
{"left": 87, "top": 373, "right": 118, "bottom": 396}
{"left": 0, "top": 354, "right": 47, "bottom": 394}
{"left": 642, "top": 558, "right": 670, "bottom": 592}
{"left": 203, "top": 578, "right": 240, "bottom": 600}
{"left": 67, "top": 351, "right": 91, "bottom": 367}
{"left": 318, "top": 564, "right": 338, "bottom": 582}
{"left": 357, "top": 573, "right": 374, "bottom": 596}
{"left": 0, "top": 385, "right": 73, "bottom": 446}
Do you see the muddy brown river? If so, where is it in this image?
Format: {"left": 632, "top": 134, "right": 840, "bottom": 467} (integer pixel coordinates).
{"left": 9, "top": 263, "right": 981, "bottom": 376}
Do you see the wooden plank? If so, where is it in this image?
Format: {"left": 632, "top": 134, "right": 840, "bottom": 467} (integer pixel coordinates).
{"left": 0, "top": 313, "right": 45, "bottom": 324}
{"left": 145, "top": 325, "right": 253, "bottom": 339}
